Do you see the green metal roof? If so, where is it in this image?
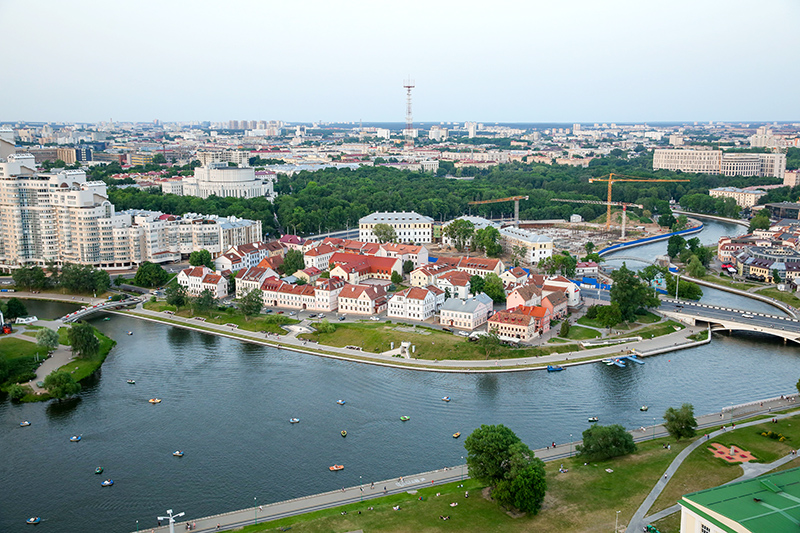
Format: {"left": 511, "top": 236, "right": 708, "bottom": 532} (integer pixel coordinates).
{"left": 681, "top": 466, "right": 800, "bottom": 533}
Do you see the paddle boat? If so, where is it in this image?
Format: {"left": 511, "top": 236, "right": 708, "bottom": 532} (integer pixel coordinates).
{"left": 329, "top": 464, "right": 344, "bottom": 471}
{"left": 148, "top": 398, "right": 162, "bottom": 404}
{"left": 547, "top": 365, "right": 564, "bottom": 372}
{"left": 95, "top": 467, "right": 103, "bottom": 474}
{"left": 26, "top": 517, "right": 41, "bottom": 525}
{"left": 640, "top": 405, "right": 649, "bottom": 412}
{"left": 126, "top": 379, "right": 135, "bottom": 385}
{"left": 101, "top": 479, "right": 114, "bottom": 487}
{"left": 453, "top": 432, "right": 461, "bottom": 438}
{"left": 441, "top": 396, "right": 451, "bottom": 402}
{"left": 70, "top": 435, "right": 81, "bottom": 442}
{"left": 588, "top": 417, "right": 598, "bottom": 423}
{"left": 341, "top": 430, "right": 347, "bottom": 437}
{"left": 20, "top": 421, "right": 31, "bottom": 427}
{"left": 336, "top": 399, "right": 346, "bottom": 405}
{"left": 173, "top": 451, "right": 184, "bottom": 457}
{"left": 290, "top": 418, "right": 300, "bottom": 424}
{"left": 103, "top": 317, "right": 111, "bottom": 321}
{"left": 127, "top": 331, "right": 133, "bottom": 335}
{"left": 400, "top": 416, "right": 410, "bottom": 421}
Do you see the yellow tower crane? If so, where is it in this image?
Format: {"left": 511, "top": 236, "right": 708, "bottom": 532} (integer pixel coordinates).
{"left": 551, "top": 198, "right": 644, "bottom": 239}
{"left": 468, "top": 195, "right": 529, "bottom": 226}
{"left": 588, "top": 173, "right": 690, "bottom": 230}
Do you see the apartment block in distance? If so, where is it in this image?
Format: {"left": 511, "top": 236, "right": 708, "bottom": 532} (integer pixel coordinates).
{"left": 359, "top": 211, "right": 433, "bottom": 244}
{"left": 653, "top": 148, "right": 786, "bottom": 178}
{"left": 708, "top": 187, "right": 766, "bottom": 208}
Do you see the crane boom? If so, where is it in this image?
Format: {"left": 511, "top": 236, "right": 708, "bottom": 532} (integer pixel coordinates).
{"left": 467, "top": 195, "right": 529, "bottom": 226}
{"left": 588, "top": 173, "right": 689, "bottom": 230}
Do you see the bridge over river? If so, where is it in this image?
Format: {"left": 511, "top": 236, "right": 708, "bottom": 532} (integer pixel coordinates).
{"left": 60, "top": 297, "right": 142, "bottom": 323}
{"left": 660, "top": 299, "right": 800, "bottom": 344}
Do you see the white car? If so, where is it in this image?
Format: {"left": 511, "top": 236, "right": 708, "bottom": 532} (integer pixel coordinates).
{"left": 370, "top": 316, "right": 380, "bottom": 321}
{"left": 289, "top": 311, "right": 296, "bottom": 316}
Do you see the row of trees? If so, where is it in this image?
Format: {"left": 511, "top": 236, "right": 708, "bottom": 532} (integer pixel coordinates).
{"left": 13, "top": 263, "right": 110, "bottom": 294}
{"left": 441, "top": 220, "right": 503, "bottom": 256}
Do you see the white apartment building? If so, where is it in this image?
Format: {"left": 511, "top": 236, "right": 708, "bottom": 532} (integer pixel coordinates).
{"left": 162, "top": 163, "right": 274, "bottom": 200}
{"left": 387, "top": 285, "right": 444, "bottom": 321}
{"left": 439, "top": 293, "right": 494, "bottom": 331}
{"left": 359, "top": 211, "right": 433, "bottom": 244}
{"left": 498, "top": 226, "right": 553, "bottom": 264}
{"left": 708, "top": 187, "right": 767, "bottom": 208}
{"left": 653, "top": 149, "right": 786, "bottom": 178}
{"left": 177, "top": 266, "right": 228, "bottom": 299}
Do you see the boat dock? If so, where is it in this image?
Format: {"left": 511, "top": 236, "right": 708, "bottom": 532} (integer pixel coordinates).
{"left": 601, "top": 353, "right": 645, "bottom": 367}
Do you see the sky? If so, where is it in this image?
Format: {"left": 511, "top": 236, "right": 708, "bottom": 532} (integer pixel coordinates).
{"left": 2, "top": 0, "right": 799, "bottom": 124}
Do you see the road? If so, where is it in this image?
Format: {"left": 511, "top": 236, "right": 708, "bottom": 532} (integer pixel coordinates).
{"left": 660, "top": 299, "right": 800, "bottom": 335}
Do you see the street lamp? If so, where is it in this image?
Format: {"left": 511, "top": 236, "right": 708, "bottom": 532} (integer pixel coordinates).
{"left": 136, "top": 520, "right": 139, "bottom": 532}
{"left": 615, "top": 510, "right": 621, "bottom": 532}
{"left": 157, "top": 509, "right": 185, "bottom": 533}
{"left": 461, "top": 456, "right": 465, "bottom": 481}
{"left": 569, "top": 433, "right": 572, "bottom": 458}
{"left": 254, "top": 496, "right": 257, "bottom": 525}
{"left": 653, "top": 418, "right": 656, "bottom": 441}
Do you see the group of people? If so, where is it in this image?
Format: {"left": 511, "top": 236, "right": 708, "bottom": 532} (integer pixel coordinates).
{"left": 439, "top": 515, "right": 451, "bottom": 520}
{"left": 183, "top": 523, "right": 196, "bottom": 530}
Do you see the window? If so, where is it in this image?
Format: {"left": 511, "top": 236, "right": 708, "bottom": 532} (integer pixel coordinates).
{"left": 701, "top": 526, "right": 710, "bottom": 533}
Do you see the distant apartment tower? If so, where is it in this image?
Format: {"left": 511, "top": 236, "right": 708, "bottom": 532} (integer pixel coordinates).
{"left": 359, "top": 211, "right": 434, "bottom": 244}
{"left": 428, "top": 126, "right": 448, "bottom": 142}
{"left": 653, "top": 149, "right": 785, "bottom": 178}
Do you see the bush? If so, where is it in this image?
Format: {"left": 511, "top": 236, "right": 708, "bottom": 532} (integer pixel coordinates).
{"left": 15, "top": 371, "right": 37, "bottom": 383}
{"left": 586, "top": 305, "right": 599, "bottom": 319}
{"left": 8, "top": 383, "right": 27, "bottom": 401}
{"left": 761, "top": 430, "right": 787, "bottom": 441}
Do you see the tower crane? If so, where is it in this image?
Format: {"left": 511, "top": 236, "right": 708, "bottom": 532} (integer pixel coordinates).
{"left": 588, "top": 173, "right": 690, "bottom": 230}
{"left": 468, "top": 195, "right": 529, "bottom": 227}
{"left": 551, "top": 198, "right": 644, "bottom": 239}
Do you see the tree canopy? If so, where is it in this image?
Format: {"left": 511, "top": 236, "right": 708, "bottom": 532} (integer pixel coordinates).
{"left": 663, "top": 403, "right": 698, "bottom": 441}
{"left": 372, "top": 223, "right": 397, "bottom": 243}
{"left": 281, "top": 249, "right": 305, "bottom": 276}
{"left": 577, "top": 424, "right": 637, "bottom": 461}
{"left": 238, "top": 288, "right": 263, "bottom": 319}
{"left": 5, "top": 298, "right": 28, "bottom": 320}
{"left": 609, "top": 263, "right": 658, "bottom": 322}
{"left": 36, "top": 328, "right": 60, "bottom": 351}
{"left": 443, "top": 219, "right": 475, "bottom": 251}
{"left": 189, "top": 249, "right": 214, "bottom": 269}
{"left": 192, "top": 289, "right": 217, "bottom": 314}
{"left": 44, "top": 370, "right": 81, "bottom": 400}
{"left": 165, "top": 283, "right": 188, "bottom": 308}
{"left": 68, "top": 322, "right": 100, "bottom": 358}
{"left": 133, "top": 261, "right": 170, "bottom": 288}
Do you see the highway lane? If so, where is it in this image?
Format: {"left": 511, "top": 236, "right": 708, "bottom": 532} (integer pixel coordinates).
{"left": 660, "top": 299, "right": 800, "bottom": 335}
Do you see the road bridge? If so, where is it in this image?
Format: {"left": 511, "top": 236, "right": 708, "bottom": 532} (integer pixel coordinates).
{"left": 602, "top": 255, "right": 656, "bottom": 265}
{"left": 659, "top": 299, "right": 800, "bottom": 344}
{"left": 60, "top": 297, "right": 142, "bottom": 323}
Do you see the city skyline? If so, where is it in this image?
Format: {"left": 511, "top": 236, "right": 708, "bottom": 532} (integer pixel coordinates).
{"left": 2, "top": 0, "right": 799, "bottom": 124}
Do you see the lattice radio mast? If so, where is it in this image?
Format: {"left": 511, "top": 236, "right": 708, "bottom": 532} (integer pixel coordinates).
{"left": 404, "top": 77, "right": 415, "bottom": 148}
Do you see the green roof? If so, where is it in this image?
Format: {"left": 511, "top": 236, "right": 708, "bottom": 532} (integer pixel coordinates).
{"left": 681, "top": 466, "right": 800, "bottom": 533}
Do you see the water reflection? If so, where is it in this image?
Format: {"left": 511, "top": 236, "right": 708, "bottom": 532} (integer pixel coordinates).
{"left": 45, "top": 396, "right": 82, "bottom": 419}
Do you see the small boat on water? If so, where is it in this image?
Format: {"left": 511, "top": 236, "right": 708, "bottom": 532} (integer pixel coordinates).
{"left": 70, "top": 435, "right": 81, "bottom": 442}
{"left": 336, "top": 399, "right": 346, "bottom": 405}
{"left": 173, "top": 451, "right": 184, "bottom": 457}
{"left": 290, "top": 418, "right": 300, "bottom": 424}
{"left": 26, "top": 517, "right": 41, "bottom": 525}
{"left": 640, "top": 405, "right": 649, "bottom": 412}
{"left": 341, "top": 430, "right": 347, "bottom": 437}
{"left": 101, "top": 479, "right": 114, "bottom": 487}
{"left": 126, "top": 379, "right": 135, "bottom": 384}
{"left": 442, "top": 396, "right": 451, "bottom": 402}
{"left": 20, "top": 421, "right": 31, "bottom": 427}
{"left": 103, "top": 317, "right": 111, "bottom": 321}
{"left": 547, "top": 365, "right": 564, "bottom": 372}
{"left": 95, "top": 467, "right": 103, "bottom": 474}
{"left": 588, "top": 417, "right": 599, "bottom": 423}
{"left": 602, "top": 359, "right": 614, "bottom": 366}
{"left": 400, "top": 416, "right": 410, "bottom": 421}
{"left": 148, "top": 398, "right": 162, "bottom": 404}
{"left": 127, "top": 331, "right": 133, "bottom": 335}
{"left": 329, "top": 464, "right": 344, "bottom": 471}
{"left": 453, "top": 432, "right": 461, "bottom": 438}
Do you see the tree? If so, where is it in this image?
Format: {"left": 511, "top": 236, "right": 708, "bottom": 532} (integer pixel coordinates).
{"left": 114, "top": 276, "right": 123, "bottom": 287}
{"left": 595, "top": 302, "right": 622, "bottom": 328}
{"left": 483, "top": 273, "right": 506, "bottom": 303}
{"left": 609, "top": 264, "right": 658, "bottom": 322}
{"left": 165, "top": 283, "right": 188, "bottom": 308}
{"left": 577, "top": 424, "right": 637, "bottom": 461}
{"left": 189, "top": 249, "right": 214, "bottom": 269}
{"left": 151, "top": 153, "right": 167, "bottom": 164}
{"left": 464, "top": 424, "right": 547, "bottom": 515}
{"left": 658, "top": 213, "right": 676, "bottom": 228}
{"left": 281, "top": 249, "right": 305, "bottom": 276}
{"left": 315, "top": 319, "right": 336, "bottom": 334}
{"left": 133, "top": 261, "right": 170, "bottom": 288}
{"left": 749, "top": 210, "right": 771, "bottom": 232}
{"left": 773, "top": 268, "right": 782, "bottom": 284}
{"left": 511, "top": 245, "right": 527, "bottom": 267}
{"left": 584, "top": 241, "right": 595, "bottom": 255}
{"left": 8, "top": 383, "right": 27, "bottom": 401}
{"left": 391, "top": 271, "right": 403, "bottom": 284}
{"left": 239, "top": 288, "right": 263, "bottom": 319}
{"left": 663, "top": 403, "right": 698, "bottom": 441}
{"left": 474, "top": 227, "right": 503, "bottom": 257}
{"left": 68, "top": 322, "right": 99, "bottom": 358}
{"left": 192, "top": 289, "right": 217, "bottom": 314}
{"left": 469, "top": 275, "right": 485, "bottom": 295}
{"left": 443, "top": 219, "right": 475, "bottom": 251}
{"left": 559, "top": 320, "right": 570, "bottom": 337}
{"left": 5, "top": 298, "right": 27, "bottom": 319}
{"left": 687, "top": 256, "right": 706, "bottom": 278}
{"left": 36, "top": 328, "right": 60, "bottom": 351}
{"left": 403, "top": 260, "right": 414, "bottom": 275}
{"left": 372, "top": 223, "right": 397, "bottom": 243}
{"left": 43, "top": 370, "right": 81, "bottom": 400}
{"left": 477, "top": 331, "right": 502, "bottom": 359}
{"left": 667, "top": 235, "right": 686, "bottom": 259}
{"left": 672, "top": 214, "right": 689, "bottom": 231}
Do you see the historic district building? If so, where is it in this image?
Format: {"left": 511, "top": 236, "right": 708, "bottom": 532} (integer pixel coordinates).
{"left": 359, "top": 211, "right": 434, "bottom": 244}
{"left": 653, "top": 148, "right": 786, "bottom": 178}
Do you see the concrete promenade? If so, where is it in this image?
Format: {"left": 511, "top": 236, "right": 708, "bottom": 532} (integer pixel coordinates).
{"left": 136, "top": 394, "right": 800, "bottom": 533}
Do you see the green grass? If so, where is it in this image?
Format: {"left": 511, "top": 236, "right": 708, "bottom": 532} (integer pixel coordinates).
{"left": 143, "top": 300, "right": 298, "bottom": 334}
{"left": 577, "top": 316, "right": 604, "bottom": 328}
{"left": 632, "top": 321, "right": 684, "bottom": 339}
{"left": 563, "top": 325, "right": 601, "bottom": 340}
{"left": 699, "top": 274, "right": 759, "bottom": 291}
{"left": 756, "top": 287, "right": 800, "bottom": 308}
{"left": 635, "top": 311, "right": 661, "bottom": 324}
{"left": 0, "top": 337, "right": 47, "bottom": 361}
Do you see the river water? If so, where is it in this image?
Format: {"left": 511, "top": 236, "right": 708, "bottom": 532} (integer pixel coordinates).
{"left": 2, "top": 220, "right": 799, "bottom": 533}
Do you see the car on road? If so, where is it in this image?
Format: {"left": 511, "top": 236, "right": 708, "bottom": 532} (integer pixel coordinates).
{"left": 741, "top": 313, "right": 753, "bottom": 319}
{"left": 289, "top": 311, "right": 296, "bottom": 316}
{"left": 318, "top": 314, "right": 325, "bottom": 319}
{"left": 338, "top": 316, "right": 346, "bottom": 321}
{"left": 264, "top": 309, "right": 272, "bottom": 314}
{"left": 277, "top": 311, "right": 284, "bottom": 314}
{"left": 370, "top": 316, "right": 380, "bottom": 321}
{"left": 308, "top": 313, "right": 316, "bottom": 318}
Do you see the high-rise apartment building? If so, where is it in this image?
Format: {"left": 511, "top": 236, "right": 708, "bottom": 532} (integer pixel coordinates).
{"left": 653, "top": 149, "right": 786, "bottom": 178}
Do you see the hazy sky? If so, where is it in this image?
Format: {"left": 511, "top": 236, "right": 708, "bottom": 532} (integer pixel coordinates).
{"left": 2, "top": 0, "right": 798, "bottom": 123}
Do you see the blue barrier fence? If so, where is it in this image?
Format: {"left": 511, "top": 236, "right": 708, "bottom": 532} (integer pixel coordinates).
{"left": 597, "top": 223, "right": 704, "bottom": 257}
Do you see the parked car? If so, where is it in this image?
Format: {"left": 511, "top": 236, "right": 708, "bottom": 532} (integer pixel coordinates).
{"left": 308, "top": 313, "right": 317, "bottom": 318}
{"left": 338, "top": 316, "right": 346, "bottom": 321}
{"left": 370, "top": 316, "right": 380, "bottom": 321}
{"left": 289, "top": 311, "right": 296, "bottom": 316}
{"left": 277, "top": 311, "right": 284, "bottom": 314}
{"left": 264, "top": 309, "right": 273, "bottom": 314}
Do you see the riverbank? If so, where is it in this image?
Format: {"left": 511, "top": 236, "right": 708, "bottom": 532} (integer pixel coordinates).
{"left": 117, "top": 306, "right": 708, "bottom": 374}
{"left": 137, "top": 393, "right": 800, "bottom": 533}
{"left": 670, "top": 210, "right": 750, "bottom": 228}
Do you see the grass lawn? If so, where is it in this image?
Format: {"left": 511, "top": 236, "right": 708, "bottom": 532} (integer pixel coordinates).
{"left": 577, "top": 316, "right": 604, "bottom": 328}
{"left": 300, "top": 322, "right": 581, "bottom": 361}
{"left": 143, "top": 300, "right": 298, "bottom": 334}
{"left": 564, "top": 325, "right": 601, "bottom": 340}
{"left": 632, "top": 321, "right": 684, "bottom": 339}
{"left": 54, "top": 328, "right": 116, "bottom": 383}
{"left": 635, "top": 311, "right": 661, "bottom": 324}
{"left": 699, "top": 274, "right": 759, "bottom": 291}
{"left": 0, "top": 336, "right": 47, "bottom": 361}
{"left": 756, "top": 287, "right": 800, "bottom": 308}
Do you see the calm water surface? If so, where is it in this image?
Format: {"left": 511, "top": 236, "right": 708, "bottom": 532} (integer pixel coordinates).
{"left": 2, "top": 220, "right": 798, "bottom": 532}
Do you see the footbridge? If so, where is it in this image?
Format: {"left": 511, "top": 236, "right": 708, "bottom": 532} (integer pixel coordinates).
{"left": 602, "top": 256, "right": 656, "bottom": 265}
{"left": 60, "top": 297, "right": 142, "bottom": 323}
{"left": 659, "top": 299, "right": 800, "bottom": 344}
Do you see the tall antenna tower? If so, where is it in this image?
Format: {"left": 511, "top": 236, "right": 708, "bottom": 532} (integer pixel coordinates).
{"left": 404, "top": 77, "right": 415, "bottom": 147}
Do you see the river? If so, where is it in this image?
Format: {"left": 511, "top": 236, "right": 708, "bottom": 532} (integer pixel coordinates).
{"left": 2, "top": 220, "right": 799, "bottom": 532}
